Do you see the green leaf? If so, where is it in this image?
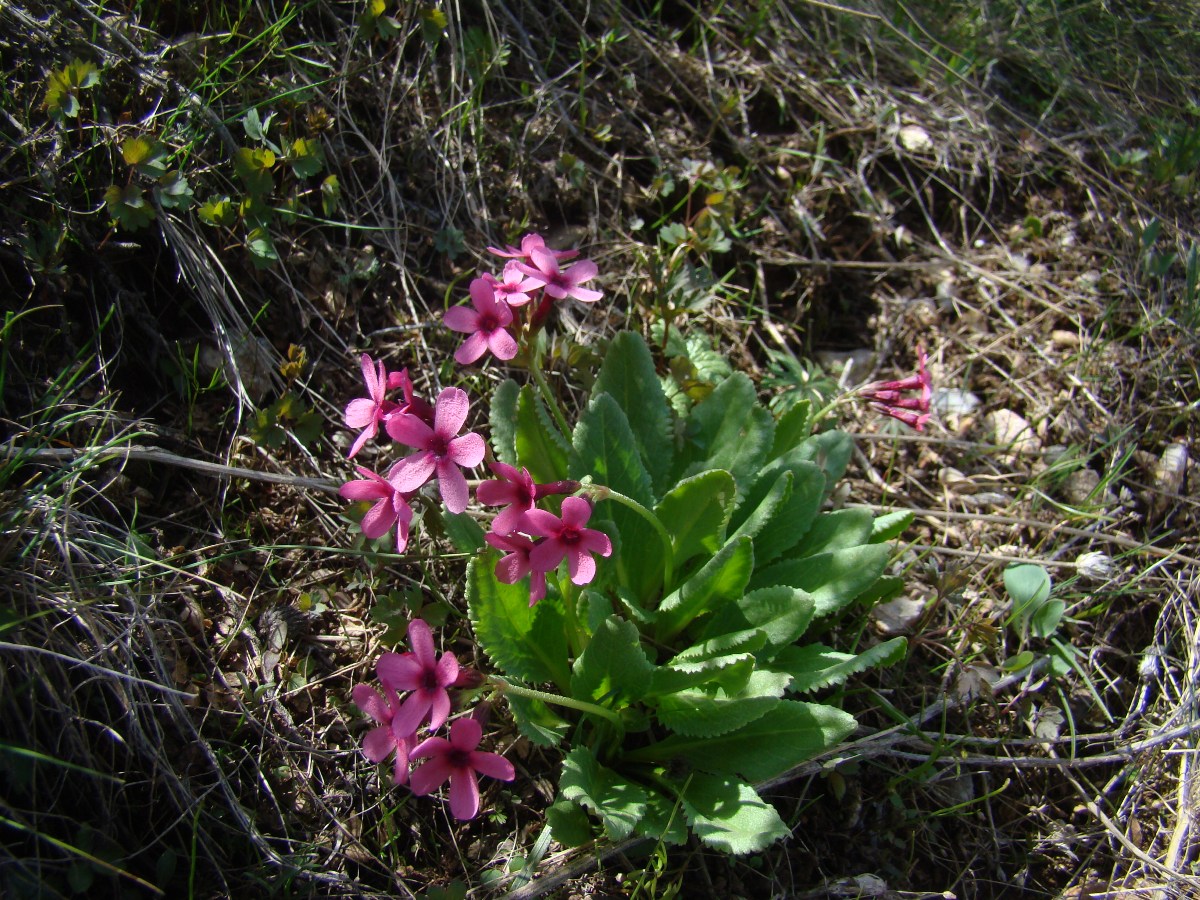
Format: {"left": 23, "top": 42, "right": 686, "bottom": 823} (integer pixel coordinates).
{"left": 672, "top": 625, "right": 768, "bottom": 663}
{"left": 654, "top": 669, "right": 789, "bottom": 737}
{"left": 681, "top": 774, "right": 787, "bottom": 854}
{"left": 653, "top": 469, "right": 735, "bottom": 570}
{"left": 245, "top": 226, "right": 278, "bottom": 268}
{"left": 44, "top": 59, "right": 100, "bottom": 121}
{"left": 769, "top": 399, "right": 812, "bottom": 459}
{"left": 656, "top": 534, "right": 753, "bottom": 642}
{"left": 198, "top": 195, "right": 237, "bottom": 227}
{"left": 287, "top": 136, "right": 325, "bottom": 178}
{"left": 505, "top": 693, "right": 569, "bottom": 747}
{"left": 629, "top": 699, "right": 857, "bottom": 783}
{"left": 750, "top": 544, "right": 890, "bottom": 618}
{"left": 570, "top": 392, "right": 660, "bottom": 598}
{"left": 560, "top": 748, "right": 649, "bottom": 841}
{"left": 790, "top": 430, "right": 853, "bottom": 493}
{"left": 320, "top": 174, "right": 341, "bottom": 216}
{"left": 634, "top": 791, "right": 689, "bottom": 845}
{"left": 121, "top": 136, "right": 168, "bottom": 177}
{"left": 517, "top": 385, "right": 569, "bottom": 482}
{"left": 570, "top": 616, "right": 654, "bottom": 710}
{"left": 592, "top": 332, "right": 675, "bottom": 494}
{"left": 234, "top": 146, "right": 275, "bottom": 197}
{"left": 729, "top": 459, "right": 825, "bottom": 566}
{"left": 440, "top": 511, "right": 485, "bottom": 552}
{"left": 773, "top": 637, "right": 907, "bottom": 693}
{"left": 790, "top": 508, "right": 874, "bottom": 557}
{"left": 697, "top": 585, "right": 817, "bottom": 659}
{"left": 545, "top": 799, "right": 595, "bottom": 847}
{"left": 647, "top": 653, "right": 755, "bottom": 698}
{"left": 673, "top": 372, "right": 773, "bottom": 499}
{"left": 1031, "top": 599, "right": 1065, "bottom": 639}
{"left": 488, "top": 379, "right": 519, "bottom": 465}
{"left": 1004, "top": 564, "right": 1052, "bottom": 626}
{"left": 467, "top": 557, "right": 570, "bottom": 687}
{"left": 154, "top": 170, "right": 194, "bottom": 210}
{"left": 870, "top": 509, "right": 914, "bottom": 542}
{"left": 103, "top": 184, "right": 156, "bottom": 230}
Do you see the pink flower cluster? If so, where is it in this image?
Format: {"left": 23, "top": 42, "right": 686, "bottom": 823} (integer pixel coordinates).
{"left": 340, "top": 363, "right": 485, "bottom": 551}
{"left": 477, "top": 463, "right": 611, "bottom": 606}
{"left": 352, "top": 618, "right": 513, "bottom": 820}
{"left": 858, "top": 348, "right": 933, "bottom": 431}
{"left": 444, "top": 233, "right": 603, "bottom": 365}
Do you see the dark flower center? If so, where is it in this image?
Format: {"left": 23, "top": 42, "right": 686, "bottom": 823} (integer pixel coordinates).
{"left": 430, "top": 436, "right": 450, "bottom": 457}
{"left": 559, "top": 524, "right": 582, "bottom": 545}
{"left": 448, "top": 747, "right": 471, "bottom": 768}
{"left": 421, "top": 669, "right": 440, "bottom": 690}
{"left": 478, "top": 311, "right": 501, "bottom": 332}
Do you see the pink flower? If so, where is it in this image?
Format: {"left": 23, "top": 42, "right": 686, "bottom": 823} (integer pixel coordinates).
{"left": 409, "top": 717, "right": 516, "bottom": 821}
{"left": 858, "top": 348, "right": 932, "bottom": 432}
{"left": 486, "top": 232, "right": 578, "bottom": 263}
{"left": 377, "top": 619, "right": 460, "bottom": 736}
{"left": 477, "top": 462, "right": 538, "bottom": 535}
{"left": 524, "top": 496, "right": 612, "bottom": 587}
{"left": 484, "top": 261, "right": 542, "bottom": 308}
{"left": 444, "top": 277, "right": 518, "bottom": 364}
{"left": 485, "top": 531, "right": 548, "bottom": 606}
{"left": 351, "top": 682, "right": 414, "bottom": 785}
{"left": 385, "top": 387, "right": 486, "bottom": 514}
{"left": 344, "top": 353, "right": 399, "bottom": 458}
{"left": 387, "top": 367, "right": 435, "bottom": 425}
{"left": 338, "top": 464, "right": 415, "bottom": 552}
{"left": 517, "top": 247, "right": 603, "bottom": 303}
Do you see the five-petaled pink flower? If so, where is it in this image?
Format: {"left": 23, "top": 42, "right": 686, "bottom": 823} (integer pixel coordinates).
{"left": 385, "top": 387, "right": 486, "bottom": 514}
{"left": 517, "top": 247, "right": 603, "bottom": 303}
{"left": 486, "top": 232, "right": 577, "bottom": 264}
{"left": 444, "top": 277, "right": 519, "bottom": 364}
{"left": 351, "top": 681, "right": 414, "bottom": 785}
{"left": 377, "top": 619, "right": 460, "bottom": 737}
{"left": 338, "top": 464, "right": 415, "bottom": 552}
{"left": 485, "top": 261, "right": 543, "bottom": 308}
{"left": 344, "top": 353, "right": 399, "bottom": 458}
{"left": 485, "top": 531, "right": 548, "bottom": 606}
{"left": 477, "top": 462, "right": 538, "bottom": 535}
{"left": 409, "top": 716, "right": 516, "bottom": 820}
{"left": 524, "top": 496, "right": 612, "bottom": 587}
{"left": 858, "top": 348, "right": 932, "bottom": 431}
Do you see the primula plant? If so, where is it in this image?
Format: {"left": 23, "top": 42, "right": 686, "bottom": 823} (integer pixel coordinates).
{"left": 339, "top": 234, "right": 927, "bottom": 853}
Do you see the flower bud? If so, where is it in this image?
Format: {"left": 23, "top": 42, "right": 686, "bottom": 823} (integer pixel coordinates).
{"left": 1075, "top": 551, "right": 1114, "bottom": 582}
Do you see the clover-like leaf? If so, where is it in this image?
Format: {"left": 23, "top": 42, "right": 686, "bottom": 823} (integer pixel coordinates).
{"left": 245, "top": 226, "right": 279, "bottom": 268}
{"left": 198, "top": 195, "right": 238, "bottom": 227}
{"left": 234, "top": 147, "right": 275, "bottom": 197}
{"left": 121, "top": 136, "right": 168, "bottom": 178}
{"left": 287, "top": 136, "right": 325, "bottom": 178}
{"left": 320, "top": 174, "right": 341, "bottom": 217}
{"left": 44, "top": 59, "right": 100, "bottom": 122}
{"left": 104, "top": 184, "right": 156, "bottom": 231}
{"left": 154, "top": 170, "right": 194, "bottom": 210}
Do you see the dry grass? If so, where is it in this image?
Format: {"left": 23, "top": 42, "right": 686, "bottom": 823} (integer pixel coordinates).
{"left": 2, "top": 0, "right": 1199, "bottom": 897}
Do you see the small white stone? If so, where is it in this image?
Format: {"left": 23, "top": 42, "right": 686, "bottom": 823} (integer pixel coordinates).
{"left": 898, "top": 123, "right": 933, "bottom": 153}
{"left": 984, "top": 409, "right": 1041, "bottom": 456}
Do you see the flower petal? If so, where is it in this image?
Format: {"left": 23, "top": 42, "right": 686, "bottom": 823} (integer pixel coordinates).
{"left": 443, "top": 305, "right": 480, "bottom": 334}
{"left": 447, "top": 432, "right": 486, "bottom": 468}
{"left": 567, "top": 549, "right": 596, "bottom": 585}
{"left": 352, "top": 684, "right": 391, "bottom": 724}
{"left": 433, "top": 387, "right": 470, "bottom": 437}
{"left": 362, "top": 725, "right": 396, "bottom": 763}
{"left": 409, "top": 756, "right": 454, "bottom": 797}
{"left": 454, "top": 331, "right": 489, "bottom": 365}
{"left": 345, "top": 397, "right": 378, "bottom": 429}
{"left": 385, "top": 412, "right": 434, "bottom": 448}
{"left": 469, "top": 750, "right": 516, "bottom": 782}
{"left": 449, "top": 717, "right": 483, "bottom": 750}
{"left": 436, "top": 460, "right": 470, "bottom": 514}
{"left": 448, "top": 770, "right": 481, "bottom": 820}
{"left": 487, "top": 327, "right": 519, "bottom": 360}
{"left": 377, "top": 651, "right": 422, "bottom": 691}
{"left": 559, "top": 496, "right": 593, "bottom": 528}
{"left": 406, "top": 618, "right": 436, "bottom": 667}
{"left": 360, "top": 498, "right": 398, "bottom": 539}
{"left": 389, "top": 452, "right": 436, "bottom": 492}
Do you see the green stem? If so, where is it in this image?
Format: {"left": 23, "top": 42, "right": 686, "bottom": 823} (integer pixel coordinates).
{"left": 584, "top": 483, "right": 675, "bottom": 588}
{"left": 490, "top": 676, "right": 622, "bottom": 727}
{"left": 528, "top": 353, "right": 573, "bottom": 440}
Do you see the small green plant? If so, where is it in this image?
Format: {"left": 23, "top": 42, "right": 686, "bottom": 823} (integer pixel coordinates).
{"left": 339, "top": 235, "right": 924, "bottom": 852}
{"left": 43, "top": 59, "right": 101, "bottom": 123}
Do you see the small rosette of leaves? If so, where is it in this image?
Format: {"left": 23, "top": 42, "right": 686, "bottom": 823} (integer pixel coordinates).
{"left": 469, "top": 331, "right": 907, "bottom": 854}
